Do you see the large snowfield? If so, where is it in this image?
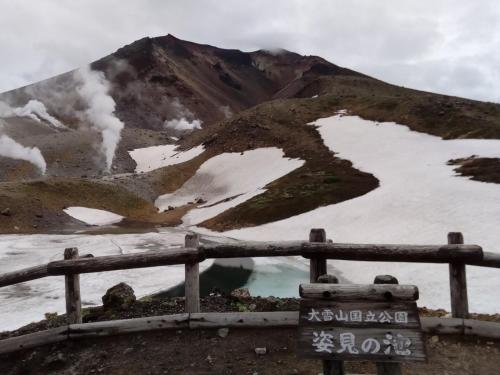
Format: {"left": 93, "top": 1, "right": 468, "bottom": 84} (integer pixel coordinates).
{"left": 2, "top": 114, "right": 500, "bottom": 330}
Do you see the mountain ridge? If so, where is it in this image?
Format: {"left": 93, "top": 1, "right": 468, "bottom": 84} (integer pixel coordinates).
{"left": 1, "top": 34, "right": 500, "bottom": 234}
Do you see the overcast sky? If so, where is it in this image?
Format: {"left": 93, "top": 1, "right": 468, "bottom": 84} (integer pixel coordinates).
{"left": 1, "top": 0, "right": 499, "bottom": 102}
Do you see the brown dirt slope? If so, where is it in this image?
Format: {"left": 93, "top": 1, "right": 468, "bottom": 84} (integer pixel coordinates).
{"left": 0, "top": 178, "right": 182, "bottom": 234}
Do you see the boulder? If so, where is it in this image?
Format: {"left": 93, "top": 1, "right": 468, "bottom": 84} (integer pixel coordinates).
{"left": 1, "top": 208, "right": 11, "bottom": 216}
{"left": 254, "top": 347, "right": 267, "bottom": 355}
{"left": 230, "top": 287, "right": 251, "bottom": 301}
{"left": 217, "top": 327, "right": 229, "bottom": 338}
{"left": 102, "top": 282, "right": 136, "bottom": 310}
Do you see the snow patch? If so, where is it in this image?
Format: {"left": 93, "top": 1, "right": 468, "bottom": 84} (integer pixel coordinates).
{"left": 212, "top": 114, "right": 500, "bottom": 313}
{"left": 155, "top": 148, "right": 304, "bottom": 225}
{"left": 64, "top": 207, "right": 124, "bottom": 226}
{"left": 129, "top": 144, "right": 204, "bottom": 173}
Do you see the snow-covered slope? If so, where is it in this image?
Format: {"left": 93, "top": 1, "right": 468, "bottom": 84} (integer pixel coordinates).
{"left": 155, "top": 148, "right": 304, "bottom": 225}
{"left": 129, "top": 145, "right": 204, "bottom": 173}
{"left": 203, "top": 114, "right": 500, "bottom": 313}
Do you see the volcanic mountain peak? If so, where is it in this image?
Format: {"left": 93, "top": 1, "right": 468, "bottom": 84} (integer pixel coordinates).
{"left": 1, "top": 34, "right": 362, "bottom": 134}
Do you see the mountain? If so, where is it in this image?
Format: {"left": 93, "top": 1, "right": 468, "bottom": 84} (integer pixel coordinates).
{"left": 1, "top": 34, "right": 500, "bottom": 234}
{"left": 1, "top": 34, "right": 362, "bottom": 130}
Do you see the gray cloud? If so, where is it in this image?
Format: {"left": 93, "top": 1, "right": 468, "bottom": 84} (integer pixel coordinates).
{"left": 0, "top": 0, "right": 498, "bottom": 102}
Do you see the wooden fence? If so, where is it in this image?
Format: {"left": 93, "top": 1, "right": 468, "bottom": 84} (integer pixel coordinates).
{"left": 0, "top": 229, "right": 499, "bottom": 355}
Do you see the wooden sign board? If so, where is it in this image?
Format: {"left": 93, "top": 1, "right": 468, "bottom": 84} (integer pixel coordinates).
{"left": 298, "top": 285, "right": 427, "bottom": 363}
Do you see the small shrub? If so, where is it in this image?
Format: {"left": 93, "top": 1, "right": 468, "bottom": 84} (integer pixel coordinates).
{"left": 323, "top": 176, "right": 340, "bottom": 184}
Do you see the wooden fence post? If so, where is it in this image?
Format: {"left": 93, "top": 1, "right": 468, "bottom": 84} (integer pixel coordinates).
{"left": 310, "top": 227, "right": 338, "bottom": 375}
{"left": 309, "top": 228, "right": 327, "bottom": 283}
{"left": 374, "top": 274, "right": 402, "bottom": 375}
{"left": 185, "top": 233, "right": 200, "bottom": 313}
{"left": 448, "top": 232, "right": 469, "bottom": 318}
{"left": 317, "top": 274, "right": 344, "bottom": 375}
{"left": 64, "top": 248, "right": 82, "bottom": 324}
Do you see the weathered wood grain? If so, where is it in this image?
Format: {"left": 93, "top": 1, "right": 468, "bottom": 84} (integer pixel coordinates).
{"left": 376, "top": 362, "right": 402, "bottom": 375}
{"left": 468, "top": 251, "right": 500, "bottom": 268}
{"left": 0, "top": 239, "right": 488, "bottom": 289}
{"left": 1, "top": 315, "right": 500, "bottom": 355}
{"left": 68, "top": 314, "right": 189, "bottom": 339}
{"left": 421, "top": 317, "right": 463, "bottom": 335}
{"left": 185, "top": 233, "right": 200, "bottom": 313}
{"left": 47, "top": 248, "right": 203, "bottom": 275}
{"left": 0, "top": 264, "right": 49, "bottom": 287}
{"left": 373, "top": 275, "right": 405, "bottom": 374}
{"left": 189, "top": 311, "right": 299, "bottom": 328}
{"left": 300, "top": 284, "right": 419, "bottom": 302}
{"left": 64, "top": 248, "right": 82, "bottom": 324}
{"left": 309, "top": 229, "right": 328, "bottom": 283}
{"left": 448, "top": 233, "right": 469, "bottom": 319}
{"left": 200, "top": 241, "right": 483, "bottom": 263}
{"left": 0, "top": 327, "right": 68, "bottom": 354}
{"left": 463, "top": 319, "right": 500, "bottom": 339}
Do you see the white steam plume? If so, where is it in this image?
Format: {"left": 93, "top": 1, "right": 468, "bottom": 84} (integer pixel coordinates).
{"left": 0, "top": 132, "right": 46, "bottom": 174}
{"left": 75, "top": 66, "right": 124, "bottom": 171}
{"left": 0, "top": 100, "right": 65, "bottom": 129}
{"left": 163, "top": 98, "right": 202, "bottom": 133}
{"left": 220, "top": 105, "right": 233, "bottom": 119}
{"left": 164, "top": 118, "right": 202, "bottom": 132}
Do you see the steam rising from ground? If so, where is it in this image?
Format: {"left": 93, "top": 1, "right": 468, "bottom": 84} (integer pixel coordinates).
{"left": 0, "top": 121, "right": 46, "bottom": 173}
{"left": 163, "top": 98, "right": 202, "bottom": 133}
{"left": 220, "top": 105, "right": 233, "bottom": 119}
{"left": 0, "top": 100, "right": 65, "bottom": 129}
{"left": 164, "top": 117, "right": 202, "bottom": 132}
{"left": 75, "top": 66, "right": 124, "bottom": 171}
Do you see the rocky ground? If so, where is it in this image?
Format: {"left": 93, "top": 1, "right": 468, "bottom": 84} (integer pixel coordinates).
{"left": 1, "top": 285, "right": 499, "bottom": 375}
{"left": 449, "top": 156, "right": 500, "bottom": 184}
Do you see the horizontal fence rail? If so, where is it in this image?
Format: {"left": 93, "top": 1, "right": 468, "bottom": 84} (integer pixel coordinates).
{"left": 467, "top": 251, "right": 500, "bottom": 268}
{"left": 201, "top": 242, "right": 484, "bottom": 262}
{"left": 0, "top": 229, "right": 498, "bottom": 356}
{"left": 1, "top": 313, "right": 500, "bottom": 355}
{"left": 47, "top": 247, "right": 201, "bottom": 275}
{"left": 0, "top": 242, "right": 496, "bottom": 288}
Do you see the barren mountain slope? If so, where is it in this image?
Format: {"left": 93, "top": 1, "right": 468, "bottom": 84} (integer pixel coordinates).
{"left": 1, "top": 35, "right": 500, "bottom": 234}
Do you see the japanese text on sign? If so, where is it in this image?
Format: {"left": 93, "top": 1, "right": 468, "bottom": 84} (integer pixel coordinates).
{"left": 306, "top": 308, "right": 408, "bottom": 324}
{"left": 312, "top": 330, "right": 412, "bottom": 356}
